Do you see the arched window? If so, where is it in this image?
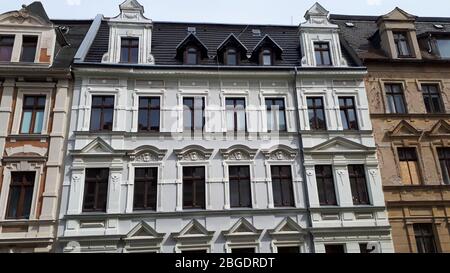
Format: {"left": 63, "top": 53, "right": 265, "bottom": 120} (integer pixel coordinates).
{"left": 261, "top": 49, "right": 272, "bottom": 66}
{"left": 226, "top": 48, "right": 238, "bottom": 65}
{"left": 186, "top": 47, "right": 198, "bottom": 65}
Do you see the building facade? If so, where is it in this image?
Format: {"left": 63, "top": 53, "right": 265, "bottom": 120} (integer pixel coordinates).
{"left": 55, "top": 1, "right": 393, "bottom": 253}
{"left": 332, "top": 8, "right": 450, "bottom": 253}
{"left": 0, "top": 2, "right": 89, "bottom": 252}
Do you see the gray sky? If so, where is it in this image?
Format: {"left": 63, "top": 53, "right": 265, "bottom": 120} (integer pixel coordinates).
{"left": 3, "top": 0, "right": 449, "bottom": 25}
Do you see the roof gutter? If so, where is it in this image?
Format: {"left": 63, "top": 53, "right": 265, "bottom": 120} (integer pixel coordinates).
{"left": 74, "top": 14, "right": 103, "bottom": 63}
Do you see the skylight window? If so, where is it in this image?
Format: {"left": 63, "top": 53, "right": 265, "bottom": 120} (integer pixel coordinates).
{"left": 252, "top": 29, "right": 261, "bottom": 37}
{"left": 345, "top": 22, "right": 355, "bottom": 27}
{"left": 187, "top": 27, "right": 197, "bottom": 34}
{"left": 434, "top": 24, "right": 444, "bottom": 29}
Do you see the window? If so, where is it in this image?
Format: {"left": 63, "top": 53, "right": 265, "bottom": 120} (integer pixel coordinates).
{"left": 133, "top": 168, "right": 158, "bottom": 211}
{"left": 120, "top": 37, "right": 139, "bottom": 63}
{"left": 348, "top": 165, "right": 370, "bottom": 205}
{"left": 0, "top": 35, "right": 14, "bottom": 62}
{"left": 266, "top": 98, "right": 287, "bottom": 132}
{"left": 20, "top": 95, "right": 46, "bottom": 134}
{"left": 398, "top": 148, "right": 421, "bottom": 185}
{"left": 183, "top": 97, "right": 205, "bottom": 132}
{"left": 277, "top": 246, "right": 300, "bottom": 253}
{"left": 82, "top": 168, "right": 109, "bottom": 212}
{"left": 20, "top": 36, "right": 38, "bottom": 62}
{"left": 436, "top": 39, "right": 450, "bottom": 58}
{"left": 90, "top": 96, "right": 114, "bottom": 132}
{"left": 307, "top": 97, "right": 326, "bottom": 130}
{"left": 414, "top": 224, "right": 438, "bottom": 253}
{"left": 6, "top": 172, "right": 35, "bottom": 219}
{"left": 225, "top": 48, "right": 238, "bottom": 65}
{"left": 339, "top": 97, "right": 358, "bottom": 130}
{"left": 422, "top": 84, "right": 444, "bottom": 113}
{"left": 183, "top": 166, "right": 205, "bottom": 210}
{"left": 384, "top": 84, "right": 407, "bottom": 114}
{"left": 261, "top": 49, "right": 272, "bottom": 66}
{"left": 271, "top": 166, "right": 295, "bottom": 207}
{"left": 314, "top": 42, "right": 332, "bottom": 66}
{"left": 138, "top": 97, "right": 160, "bottom": 132}
{"left": 438, "top": 148, "right": 450, "bottom": 185}
{"left": 226, "top": 98, "right": 246, "bottom": 132}
{"left": 231, "top": 248, "right": 255, "bottom": 253}
{"left": 393, "top": 32, "right": 412, "bottom": 57}
{"left": 229, "top": 166, "right": 252, "bottom": 208}
{"left": 315, "top": 165, "right": 337, "bottom": 206}
{"left": 186, "top": 47, "right": 198, "bottom": 65}
{"left": 325, "top": 245, "right": 345, "bottom": 253}
{"left": 181, "top": 250, "right": 207, "bottom": 253}
{"left": 359, "top": 243, "right": 370, "bottom": 253}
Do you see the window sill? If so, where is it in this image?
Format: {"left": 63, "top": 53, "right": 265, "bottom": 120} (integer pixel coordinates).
{"left": 6, "top": 134, "right": 49, "bottom": 141}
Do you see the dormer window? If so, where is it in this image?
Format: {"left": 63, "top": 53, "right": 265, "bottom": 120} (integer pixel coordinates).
{"left": 436, "top": 39, "right": 450, "bottom": 58}
{"left": 225, "top": 48, "right": 238, "bottom": 65}
{"left": 120, "top": 37, "right": 139, "bottom": 63}
{"left": 185, "top": 47, "right": 198, "bottom": 65}
{"left": 261, "top": 49, "right": 273, "bottom": 66}
{"left": 314, "top": 42, "right": 332, "bottom": 66}
{"left": 20, "top": 36, "right": 38, "bottom": 63}
{"left": 393, "top": 32, "right": 412, "bottom": 58}
{"left": 0, "top": 35, "right": 15, "bottom": 62}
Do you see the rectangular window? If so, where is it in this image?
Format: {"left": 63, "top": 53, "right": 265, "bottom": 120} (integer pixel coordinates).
{"left": 359, "top": 243, "right": 369, "bottom": 253}
{"left": 0, "top": 35, "right": 14, "bottom": 62}
{"left": 307, "top": 97, "right": 326, "bottom": 130}
{"left": 271, "top": 166, "right": 295, "bottom": 207}
{"left": 90, "top": 96, "right": 114, "bottom": 132}
{"left": 348, "top": 165, "right": 370, "bottom": 205}
{"left": 181, "top": 250, "right": 207, "bottom": 254}
{"left": 438, "top": 148, "right": 450, "bottom": 185}
{"left": 226, "top": 98, "right": 246, "bottom": 132}
{"left": 339, "top": 97, "right": 358, "bottom": 130}
{"left": 82, "top": 168, "right": 109, "bottom": 212}
{"left": 183, "top": 97, "right": 205, "bottom": 132}
{"left": 436, "top": 39, "right": 450, "bottom": 58}
{"left": 393, "top": 32, "right": 412, "bottom": 57}
{"left": 325, "top": 245, "right": 345, "bottom": 253}
{"left": 315, "top": 165, "right": 337, "bottom": 206}
{"left": 138, "top": 97, "right": 160, "bottom": 132}
{"left": 314, "top": 42, "right": 332, "bottom": 66}
{"left": 229, "top": 166, "right": 252, "bottom": 208}
{"left": 422, "top": 84, "right": 444, "bottom": 113}
{"left": 20, "top": 95, "right": 46, "bottom": 134}
{"left": 414, "top": 224, "right": 438, "bottom": 253}
{"left": 266, "top": 98, "right": 287, "bottom": 132}
{"left": 6, "top": 172, "right": 35, "bottom": 219}
{"left": 385, "top": 84, "right": 407, "bottom": 114}
{"left": 398, "top": 148, "right": 421, "bottom": 185}
{"left": 133, "top": 168, "right": 158, "bottom": 211}
{"left": 120, "top": 37, "right": 139, "bottom": 63}
{"left": 183, "top": 166, "right": 205, "bottom": 210}
{"left": 231, "top": 248, "right": 256, "bottom": 253}
{"left": 277, "top": 246, "right": 300, "bottom": 253}
{"left": 20, "top": 36, "right": 38, "bottom": 62}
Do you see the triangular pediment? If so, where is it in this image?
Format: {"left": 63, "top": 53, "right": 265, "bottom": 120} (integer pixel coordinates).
{"left": 111, "top": 0, "right": 151, "bottom": 23}
{"left": 80, "top": 137, "right": 115, "bottom": 154}
{"left": 175, "top": 33, "right": 209, "bottom": 60}
{"left": 217, "top": 34, "right": 248, "bottom": 54}
{"left": 0, "top": 3, "right": 52, "bottom": 27}
{"left": 251, "top": 35, "right": 283, "bottom": 60}
{"left": 379, "top": 7, "right": 416, "bottom": 22}
{"left": 127, "top": 221, "right": 162, "bottom": 239}
{"left": 306, "top": 137, "right": 375, "bottom": 154}
{"left": 388, "top": 120, "right": 421, "bottom": 138}
{"left": 228, "top": 218, "right": 259, "bottom": 235}
{"left": 428, "top": 120, "right": 450, "bottom": 137}
{"left": 120, "top": 0, "right": 144, "bottom": 10}
{"left": 305, "top": 2, "right": 329, "bottom": 19}
{"left": 269, "top": 217, "right": 306, "bottom": 236}
{"left": 177, "top": 220, "right": 212, "bottom": 237}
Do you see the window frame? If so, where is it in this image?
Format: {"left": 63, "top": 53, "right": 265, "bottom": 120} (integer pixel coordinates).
{"left": 413, "top": 223, "right": 438, "bottom": 253}
{"left": 225, "top": 97, "right": 247, "bottom": 133}
{"left": 397, "top": 147, "right": 422, "bottom": 185}
{"left": 384, "top": 83, "right": 407, "bottom": 114}
{"left": 314, "top": 41, "right": 333, "bottom": 66}
{"left": 5, "top": 171, "right": 36, "bottom": 220}
{"left": 182, "top": 166, "right": 206, "bottom": 210}
{"left": 90, "top": 95, "right": 115, "bottom": 132}
{"left": 306, "top": 96, "right": 327, "bottom": 130}
{"left": 20, "top": 35, "right": 38, "bottom": 63}
{"left": 183, "top": 96, "right": 206, "bottom": 132}
{"left": 120, "top": 37, "right": 139, "bottom": 64}
{"left": 133, "top": 167, "right": 158, "bottom": 211}
{"left": 393, "top": 31, "right": 413, "bottom": 58}
{"left": 348, "top": 165, "right": 371, "bottom": 206}
{"left": 260, "top": 48, "right": 273, "bottom": 66}
{"left": 0, "top": 35, "right": 15, "bottom": 62}
{"left": 19, "top": 95, "right": 46, "bottom": 135}
{"left": 315, "top": 165, "right": 338, "bottom": 206}
{"left": 82, "top": 168, "right": 110, "bottom": 213}
{"left": 225, "top": 48, "right": 239, "bottom": 65}
{"left": 228, "top": 165, "right": 252, "bottom": 208}
{"left": 436, "top": 38, "right": 450, "bottom": 58}
{"left": 338, "top": 96, "right": 359, "bottom": 130}
{"left": 138, "top": 96, "right": 161, "bottom": 132}
{"left": 265, "top": 97, "right": 287, "bottom": 132}
{"left": 437, "top": 147, "right": 450, "bottom": 185}
{"left": 421, "top": 84, "right": 444, "bottom": 114}
{"left": 185, "top": 46, "right": 199, "bottom": 65}
{"left": 270, "top": 165, "right": 295, "bottom": 208}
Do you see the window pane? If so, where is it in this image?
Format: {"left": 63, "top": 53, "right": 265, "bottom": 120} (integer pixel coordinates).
{"left": 226, "top": 49, "right": 237, "bottom": 65}
{"left": 187, "top": 48, "right": 197, "bottom": 65}
{"left": 90, "top": 109, "right": 101, "bottom": 131}
{"left": 20, "top": 36, "right": 38, "bottom": 62}
{"left": 83, "top": 168, "right": 109, "bottom": 212}
{"left": 0, "top": 35, "right": 14, "bottom": 62}
{"left": 183, "top": 167, "right": 205, "bottom": 209}
{"left": 6, "top": 172, "right": 35, "bottom": 219}
{"left": 325, "top": 245, "right": 345, "bottom": 253}
{"left": 6, "top": 187, "right": 21, "bottom": 218}
{"left": 437, "top": 39, "right": 450, "bottom": 58}
{"left": 315, "top": 165, "right": 337, "bottom": 206}
{"left": 33, "top": 111, "right": 44, "bottom": 133}
{"left": 414, "top": 224, "right": 437, "bottom": 253}
{"left": 21, "top": 111, "right": 32, "bottom": 134}
{"left": 138, "top": 109, "right": 149, "bottom": 131}
{"left": 103, "top": 109, "right": 114, "bottom": 130}
{"left": 277, "top": 247, "right": 300, "bottom": 253}
{"left": 121, "top": 37, "right": 139, "bottom": 63}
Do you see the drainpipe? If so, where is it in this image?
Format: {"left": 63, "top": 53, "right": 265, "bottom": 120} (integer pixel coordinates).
{"left": 292, "top": 66, "right": 315, "bottom": 253}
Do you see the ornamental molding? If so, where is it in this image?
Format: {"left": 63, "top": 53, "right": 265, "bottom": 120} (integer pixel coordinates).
{"left": 129, "top": 145, "right": 167, "bottom": 162}
{"left": 261, "top": 145, "right": 298, "bottom": 161}
{"left": 174, "top": 145, "right": 213, "bottom": 161}
{"left": 220, "top": 145, "right": 258, "bottom": 161}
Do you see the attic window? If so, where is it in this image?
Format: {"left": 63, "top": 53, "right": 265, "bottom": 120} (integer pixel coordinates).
{"left": 345, "top": 22, "right": 355, "bottom": 27}
{"left": 252, "top": 29, "right": 261, "bottom": 37}
{"left": 187, "top": 27, "right": 197, "bottom": 34}
{"left": 434, "top": 24, "right": 444, "bottom": 29}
